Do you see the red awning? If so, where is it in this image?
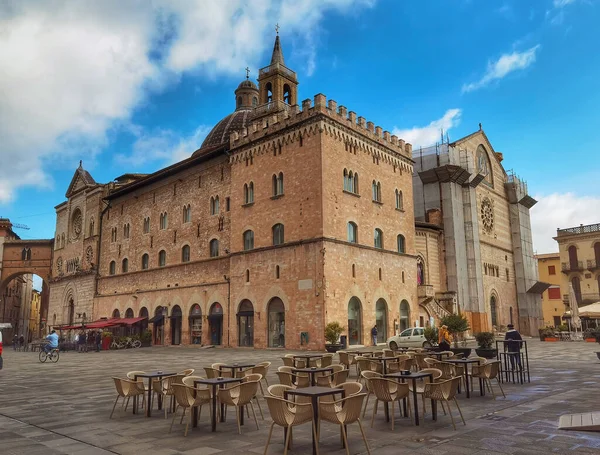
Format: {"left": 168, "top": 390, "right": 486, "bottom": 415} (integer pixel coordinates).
{"left": 117, "top": 317, "right": 147, "bottom": 326}
{"left": 54, "top": 317, "right": 147, "bottom": 330}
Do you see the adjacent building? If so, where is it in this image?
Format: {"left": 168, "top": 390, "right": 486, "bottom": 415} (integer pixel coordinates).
{"left": 536, "top": 252, "right": 563, "bottom": 327}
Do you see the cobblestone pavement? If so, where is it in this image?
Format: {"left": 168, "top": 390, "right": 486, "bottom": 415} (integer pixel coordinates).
{"left": 1, "top": 340, "right": 600, "bottom": 454}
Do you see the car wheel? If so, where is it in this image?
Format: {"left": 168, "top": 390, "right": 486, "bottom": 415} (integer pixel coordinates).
{"left": 422, "top": 341, "right": 432, "bottom": 348}
{"left": 389, "top": 341, "right": 398, "bottom": 351}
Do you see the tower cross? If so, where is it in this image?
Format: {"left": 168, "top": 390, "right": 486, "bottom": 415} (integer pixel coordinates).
{"left": 245, "top": 67, "right": 250, "bottom": 79}
{"left": 275, "top": 23, "right": 280, "bottom": 35}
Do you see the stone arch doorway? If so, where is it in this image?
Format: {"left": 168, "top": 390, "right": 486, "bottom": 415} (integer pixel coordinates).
{"left": 237, "top": 300, "right": 254, "bottom": 347}
{"left": 189, "top": 304, "right": 202, "bottom": 345}
{"left": 400, "top": 300, "right": 410, "bottom": 332}
{"left": 348, "top": 297, "right": 362, "bottom": 345}
{"left": 170, "top": 305, "right": 182, "bottom": 345}
{"left": 490, "top": 295, "right": 498, "bottom": 328}
{"left": 267, "top": 297, "right": 285, "bottom": 348}
{"left": 375, "top": 298, "right": 388, "bottom": 343}
{"left": 139, "top": 307, "right": 149, "bottom": 332}
{"left": 208, "top": 303, "right": 223, "bottom": 345}
{"left": 151, "top": 306, "right": 165, "bottom": 345}
{"left": 68, "top": 298, "right": 76, "bottom": 326}
{"left": 112, "top": 308, "right": 120, "bottom": 318}
{"left": 125, "top": 308, "right": 134, "bottom": 318}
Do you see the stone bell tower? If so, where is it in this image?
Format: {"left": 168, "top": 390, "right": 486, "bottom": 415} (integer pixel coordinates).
{"left": 257, "top": 32, "right": 298, "bottom": 109}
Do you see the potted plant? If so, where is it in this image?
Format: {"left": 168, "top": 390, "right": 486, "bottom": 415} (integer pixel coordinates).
{"left": 140, "top": 329, "right": 152, "bottom": 347}
{"left": 474, "top": 332, "right": 497, "bottom": 359}
{"left": 541, "top": 327, "right": 558, "bottom": 341}
{"left": 583, "top": 328, "right": 597, "bottom": 342}
{"left": 440, "top": 313, "right": 471, "bottom": 357}
{"left": 101, "top": 330, "right": 112, "bottom": 350}
{"left": 424, "top": 326, "right": 439, "bottom": 349}
{"left": 324, "top": 321, "right": 344, "bottom": 353}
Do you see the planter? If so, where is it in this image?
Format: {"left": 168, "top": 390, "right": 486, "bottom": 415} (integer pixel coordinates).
{"left": 325, "top": 344, "right": 342, "bottom": 353}
{"left": 544, "top": 337, "right": 558, "bottom": 342}
{"left": 102, "top": 337, "right": 112, "bottom": 351}
{"left": 585, "top": 338, "right": 596, "bottom": 343}
{"left": 475, "top": 348, "right": 498, "bottom": 359}
{"left": 451, "top": 348, "right": 472, "bottom": 358}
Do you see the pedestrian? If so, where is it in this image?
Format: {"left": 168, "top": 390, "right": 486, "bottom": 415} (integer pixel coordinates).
{"left": 19, "top": 334, "right": 25, "bottom": 351}
{"left": 81, "top": 331, "right": 88, "bottom": 353}
{"left": 77, "top": 331, "right": 83, "bottom": 353}
{"left": 371, "top": 325, "right": 378, "bottom": 346}
{"left": 438, "top": 325, "right": 453, "bottom": 351}
{"left": 13, "top": 334, "right": 18, "bottom": 351}
{"left": 504, "top": 324, "right": 523, "bottom": 370}
{"left": 95, "top": 330, "right": 102, "bottom": 352}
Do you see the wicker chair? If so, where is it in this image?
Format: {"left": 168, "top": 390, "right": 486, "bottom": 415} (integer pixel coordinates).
{"left": 152, "top": 374, "right": 186, "bottom": 419}
{"left": 264, "top": 396, "right": 317, "bottom": 455}
{"left": 369, "top": 378, "right": 411, "bottom": 430}
{"left": 319, "top": 393, "right": 371, "bottom": 455}
{"left": 423, "top": 358, "right": 437, "bottom": 367}
{"left": 178, "top": 368, "right": 195, "bottom": 376}
{"left": 408, "top": 368, "right": 442, "bottom": 415}
{"left": 182, "top": 375, "right": 206, "bottom": 388}
{"left": 471, "top": 361, "right": 505, "bottom": 399}
{"left": 126, "top": 370, "right": 147, "bottom": 409}
{"left": 281, "top": 356, "right": 295, "bottom": 367}
{"left": 204, "top": 367, "right": 232, "bottom": 379}
{"left": 218, "top": 381, "right": 260, "bottom": 434}
{"left": 413, "top": 353, "right": 431, "bottom": 371}
{"left": 277, "top": 371, "right": 310, "bottom": 388}
{"left": 267, "top": 384, "right": 293, "bottom": 398}
{"left": 252, "top": 361, "right": 271, "bottom": 394}
{"left": 110, "top": 377, "right": 145, "bottom": 419}
{"left": 242, "top": 373, "right": 264, "bottom": 420}
{"left": 356, "top": 356, "right": 382, "bottom": 375}
{"left": 360, "top": 371, "right": 382, "bottom": 418}
{"left": 169, "top": 384, "right": 211, "bottom": 436}
{"left": 423, "top": 377, "right": 465, "bottom": 430}
{"left": 383, "top": 349, "right": 395, "bottom": 358}
{"left": 316, "top": 365, "right": 348, "bottom": 387}
{"left": 338, "top": 351, "right": 358, "bottom": 376}
{"left": 320, "top": 354, "right": 334, "bottom": 367}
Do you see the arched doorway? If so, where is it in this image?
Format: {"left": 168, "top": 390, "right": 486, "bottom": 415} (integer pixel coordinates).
{"left": 68, "top": 298, "right": 75, "bottom": 326}
{"left": 490, "top": 295, "right": 498, "bottom": 328}
{"left": 400, "top": 300, "right": 410, "bottom": 332}
{"left": 267, "top": 298, "right": 285, "bottom": 348}
{"left": 125, "top": 308, "right": 134, "bottom": 318}
{"left": 189, "top": 304, "right": 202, "bottom": 345}
{"left": 139, "top": 307, "right": 149, "bottom": 332}
{"left": 151, "top": 306, "right": 165, "bottom": 345}
{"left": 568, "top": 245, "right": 578, "bottom": 269}
{"left": 208, "top": 303, "right": 223, "bottom": 345}
{"left": 238, "top": 300, "right": 254, "bottom": 347}
{"left": 170, "top": 305, "right": 182, "bottom": 345}
{"left": 417, "top": 258, "right": 425, "bottom": 285}
{"left": 348, "top": 297, "right": 362, "bottom": 345}
{"left": 375, "top": 299, "right": 387, "bottom": 343}
{"left": 112, "top": 309, "right": 120, "bottom": 318}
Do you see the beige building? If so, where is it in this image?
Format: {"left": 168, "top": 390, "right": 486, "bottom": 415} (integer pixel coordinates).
{"left": 536, "top": 252, "right": 563, "bottom": 327}
{"left": 554, "top": 223, "right": 600, "bottom": 308}
{"left": 29, "top": 289, "right": 42, "bottom": 339}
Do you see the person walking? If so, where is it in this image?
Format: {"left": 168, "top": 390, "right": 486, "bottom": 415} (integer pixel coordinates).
{"left": 438, "top": 325, "right": 453, "bottom": 351}
{"left": 13, "top": 334, "right": 18, "bottom": 351}
{"left": 81, "top": 331, "right": 88, "bottom": 353}
{"left": 95, "top": 330, "right": 102, "bottom": 352}
{"left": 371, "top": 325, "right": 378, "bottom": 346}
{"left": 19, "top": 334, "right": 25, "bottom": 351}
{"left": 504, "top": 324, "right": 523, "bottom": 370}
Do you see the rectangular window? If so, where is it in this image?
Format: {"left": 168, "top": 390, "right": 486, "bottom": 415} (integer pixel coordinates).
{"left": 548, "top": 287, "right": 561, "bottom": 300}
{"left": 548, "top": 265, "right": 556, "bottom": 275}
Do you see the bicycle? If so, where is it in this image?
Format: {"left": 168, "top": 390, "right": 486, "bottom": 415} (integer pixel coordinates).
{"left": 39, "top": 346, "right": 60, "bottom": 363}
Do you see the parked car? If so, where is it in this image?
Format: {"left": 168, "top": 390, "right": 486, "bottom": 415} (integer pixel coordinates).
{"left": 387, "top": 327, "right": 431, "bottom": 350}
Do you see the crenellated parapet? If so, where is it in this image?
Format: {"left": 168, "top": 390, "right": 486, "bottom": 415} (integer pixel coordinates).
{"left": 228, "top": 93, "right": 413, "bottom": 172}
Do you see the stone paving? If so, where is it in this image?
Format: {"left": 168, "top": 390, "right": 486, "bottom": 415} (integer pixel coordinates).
{"left": 1, "top": 340, "right": 600, "bottom": 454}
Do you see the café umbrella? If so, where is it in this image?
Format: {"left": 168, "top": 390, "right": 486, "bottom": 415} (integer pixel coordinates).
{"left": 569, "top": 283, "right": 582, "bottom": 334}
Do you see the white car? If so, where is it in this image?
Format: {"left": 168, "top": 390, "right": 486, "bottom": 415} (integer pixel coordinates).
{"left": 387, "top": 327, "right": 431, "bottom": 350}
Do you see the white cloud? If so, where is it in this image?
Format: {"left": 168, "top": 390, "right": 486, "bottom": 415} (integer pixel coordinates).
{"left": 531, "top": 192, "right": 600, "bottom": 254}
{"left": 462, "top": 45, "right": 540, "bottom": 93}
{"left": 0, "top": 0, "right": 373, "bottom": 204}
{"left": 392, "top": 109, "right": 462, "bottom": 148}
{"left": 115, "top": 126, "right": 212, "bottom": 167}
{"left": 553, "top": 0, "right": 576, "bottom": 7}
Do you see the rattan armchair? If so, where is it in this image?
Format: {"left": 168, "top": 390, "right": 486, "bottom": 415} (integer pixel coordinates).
{"left": 408, "top": 368, "right": 442, "bottom": 415}
{"left": 320, "top": 353, "right": 334, "bottom": 367}
{"left": 471, "top": 360, "right": 505, "bottom": 399}
{"left": 243, "top": 373, "right": 265, "bottom": 419}
{"left": 204, "top": 366, "right": 232, "bottom": 379}
{"left": 218, "top": 381, "right": 260, "bottom": 434}
{"left": 413, "top": 353, "right": 431, "bottom": 371}
{"left": 182, "top": 375, "right": 206, "bottom": 387}
{"left": 267, "top": 383, "right": 293, "bottom": 398}
{"left": 264, "top": 396, "right": 317, "bottom": 455}
{"left": 252, "top": 361, "right": 272, "bottom": 394}
{"left": 360, "top": 371, "right": 382, "bottom": 418}
{"left": 338, "top": 351, "right": 358, "bottom": 376}
{"left": 178, "top": 368, "right": 195, "bottom": 376}
{"left": 277, "top": 371, "right": 310, "bottom": 388}
{"left": 422, "top": 377, "right": 465, "bottom": 430}
{"left": 315, "top": 364, "right": 348, "bottom": 387}
{"left": 126, "top": 370, "right": 147, "bottom": 410}
{"left": 319, "top": 393, "right": 371, "bottom": 455}
{"left": 152, "top": 374, "right": 186, "bottom": 419}
{"left": 369, "top": 378, "right": 411, "bottom": 430}
{"left": 110, "top": 377, "right": 145, "bottom": 419}
{"left": 169, "top": 383, "right": 211, "bottom": 436}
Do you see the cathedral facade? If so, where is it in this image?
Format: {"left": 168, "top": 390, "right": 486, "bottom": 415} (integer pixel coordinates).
{"left": 46, "top": 36, "right": 543, "bottom": 347}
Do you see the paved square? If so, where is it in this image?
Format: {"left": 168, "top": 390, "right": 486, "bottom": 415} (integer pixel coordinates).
{"left": 1, "top": 340, "right": 600, "bottom": 454}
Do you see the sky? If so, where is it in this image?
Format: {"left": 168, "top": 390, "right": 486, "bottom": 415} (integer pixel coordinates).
{"left": 1, "top": 0, "right": 600, "bottom": 271}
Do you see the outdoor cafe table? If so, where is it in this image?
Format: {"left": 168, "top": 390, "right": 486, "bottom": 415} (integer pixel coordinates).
{"left": 426, "top": 351, "right": 451, "bottom": 360}
{"left": 373, "top": 356, "right": 399, "bottom": 375}
{"left": 218, "top": 363, "right": 255, "bottom": 376}
{"left": 193, "top": 377, "right": 244, "bottom": 432}
{"left": 292, "top": 354, "right": 324, "bottom": 368}
{"left": 385, "top": 371, "right": 436, "bottom": 426}
{"left": 133, "top": 371, "right": 176, "bottom": 417}
{"left": 284, "top": 386, "right": 345, "bottom": 455}
{"left": 444, "top": 358, "right": 484, "bottom": 398}
{"left": 292, "top": 367, "right": 334, "bottom": 386}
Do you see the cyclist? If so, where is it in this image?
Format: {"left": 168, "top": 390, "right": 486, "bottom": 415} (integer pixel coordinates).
{"left": 44, "top": 330, "right": 59, "bottom": 353}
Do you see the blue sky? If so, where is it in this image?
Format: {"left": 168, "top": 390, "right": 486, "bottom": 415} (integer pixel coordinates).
{"left": 1, "top": 0, "right": 599, "bottom": 257}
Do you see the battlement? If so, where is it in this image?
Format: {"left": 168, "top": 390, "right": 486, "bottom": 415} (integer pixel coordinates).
{"left": 229, "top": 93, "right": 412, "bottom": 159}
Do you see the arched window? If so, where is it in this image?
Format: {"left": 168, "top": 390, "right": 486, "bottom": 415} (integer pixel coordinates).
{"left": 347, "top": 222, "right": 358, "bottom": 243}
{"left": 266, "top": 82, "right": 273, "bottom": 103}
{"left": 353, "top": 172, "right": 359, "bottom": 194}
{"left": 160, "top": 212, "right": 168, "bottom": 230}
{"left": 375, "top": 299, "right": 388, "bottom": 343}
{"left": 56, "top": 236, "right": 60, "bottom": 249}
{"left": 268, "top": 298, "right": 285, "bottom": 347}
{"left": 343, "top": 169, "right": 349, "bottom": 191}
{"left": 252, "top": 96, "right": 258, "bottom": 107}
{"left": 143, "top": 216, "right": 150, "bottom": 233}
{"left": 352, "top": 264, "right": 356, "bottom": 278}
{"left": 244, "top": 182, "right": 254, "bottom": 204}
{"left": 210, "top": 196, "right": 220, "bottom": 215}
{"left": 348, "top": 297, "right": 362, "bottom": 345}
{"left": 21, "top": 248, "right": 31, "bottom": 260}
{"left": 490, "top": 295, "right": 498, "bottom": 327}
{"left": 400, "top": 300, "right": 410, "bottom": 331}
{"left": 374, "top": 228, "right": 383, "bottom": 248}
{"left": 377, "top": 182, "right": 381, "bottom": 201}
{"left": 372, "top": 180, "right": 377, "bottom": 201}
{"left": 181, "top": 245, "right": 190, "bottom": 263}
{"left": 61, "top": 233, "right": 65, "bottom": 248}
{"left": 397, "top": 234, "right": 405, "bottom": 253}
{"left": 109, "top": 261, "right": 116, "bottom": 275}
{"left": 158, "top": 250, "right": 166, "bottom": 267}
{"left": 417, "top": 257, "right": 425, "bottom": 285}
{"left": 283, "top": 84, "right": 292, "bottom": 104}
{"left": 183, "top": 204, "right": 191, "bottom": 223}
{"left": 237, "top": 96, "right": 242, "bottom": 108}
{"left": 125, "top": 308, "right": 134, "bottom": 318}
{"left": 121, "top": 258, "right": 128, "bottom": 273}
{"left": 568, "top": 245, "right": 579, "bottom": 270}
{"left": 395, "top": 189, "right": 403, "bottom": 210}
{"left": 243, "top": 230, "right": 254, "bottom": 251}
{"left": 275, "top": 265, "right": 280, "bottom": 279}
{"left": 141, "top": 253, "right": 149, "bottom": 270}
{"left": 372, "top": 180, "right": 381, "bottom": 202}
{"left": 476, "top": 145, "right": 493, "bottom": 186}
{"left": 210, "top": 239, "right": 219, "bottom": 257}
{"left": 245, "top": 269, "right": 250, "bottom": 282}
{"left": 89, "top": 217, "right": 95, "bottom": 236}
{"left": 272, "top": 173, "right": 284, "bottom": 196}
{"left": 272, "top": 223, "right": 284, "bottom": 246}
{"left": 594, "top": 242, "right": 600, "bottom": 267}
{"left": 113, "top": 309, "right": 120, "bottom": 318}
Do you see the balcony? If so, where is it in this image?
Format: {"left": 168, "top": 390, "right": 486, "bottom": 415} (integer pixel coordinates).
{"left": 557, "top": 222, "right": 600, "bottom": 237}
{"left": 417, "top": 284, "right": 435, "bottom": 299}
{"left": 587, "top": 259, "right": 600, "bottom": 271}
{"left": 259, "top": 62, "right": 297, "bottom": 80}
{"left": 561, "top": 261, "right": 583, "bottom": 273}
{"left": 563, "top": 293, "right": 600, "bottom": 306}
